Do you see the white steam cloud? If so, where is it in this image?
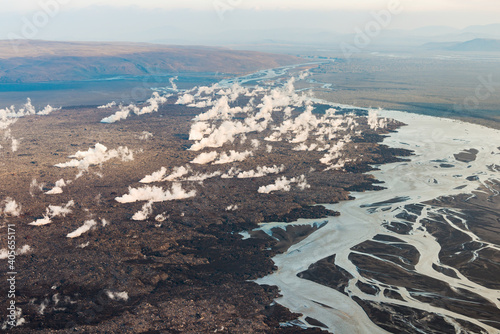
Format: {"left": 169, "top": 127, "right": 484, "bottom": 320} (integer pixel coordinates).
{"left": 45, "top": 179, "right": 68, "bottom": 195}
{"left": 115, "top": 183, "right": 196, "bottom": 203}
{"left": 213, "top": 150, "right": 253, "bottom": 165}
{"left": 319, "top": 135, "right": 352, "bottom": 170}
{"left": 226, "top": 204, "right": 239, "bottom": 211}
{"left": 97, "top": 101, "right": 117, "bottom": 109}
{"left": 190, "top": 150, "right": 253, "bottom": 165}
{"left": 37, "top": 105, "right": 60, "bottom": 116}
{"left": 185, "top": 77, "right": 314, "bottom": 152}
{"left": 140, "top": 167, "right": 167, "bottom": 183}
{"left": 235, "top": 165, "right": 285, "bottom": 179}
{"left": 100, "top": 103, "right": 139, "bottom": 123}
{"left": 191, "top": 151, "right": 218, "bottom": 165}
{"left": 0, "top": 99, "right": 60, "bottom": 151}
{"left": 138, "top": 131, "right": 153, "bottom": 140}
{"left": 164, "top": 166, "right": 191, "bottom": 181}
{"left": 67, "top": 220, "right": 97, "bottom": 238}
{"left": 368, "top": 108, "right": 388, "bottom": 130}
{"left": 169, "top": 76, "right": 178, "bottom": 91}
{"left": 100, "top": 92, "right": 168, "bottom": 123}
{"left": 132, "top": 201, "right": 153, "bottom": 221}
{"left": 1, "top": 98, "right": 59, "bottom": 118}
{"left": 105, "top": 290, "right": 129, "bottom": 301}
{"left": 0, "top": 245, "right": 31, "bottom": 259}
{"left": 258, "top": 175, "right": 310, "bottom": 194}
{"left": 221, "top": 167, "right": 241, "bottom": 178}
{"left": 55, "top": 143, "right": 134, "bottom": 177}
{"left": 0, "top": 100, "right": 52, "bottom": 153}
{"left": 175, "top": 93, "right": 195, "bottom": 105}
{"left": 1, "top": 197, "right": 22, "bottom": 217}
{"left": 29, "top": 200, "right": 75, "bottom": 226}
{"left": 155, "top": 213, "right": 167, "bottom": 222}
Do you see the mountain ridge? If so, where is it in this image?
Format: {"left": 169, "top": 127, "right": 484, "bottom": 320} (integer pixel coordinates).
{"left": 423, "top": 38, "right": 500, "bottom": 52}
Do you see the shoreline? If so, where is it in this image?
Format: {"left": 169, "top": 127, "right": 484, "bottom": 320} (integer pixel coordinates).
{"left": 254, "top": 107, "right": 500, "bottom": 333}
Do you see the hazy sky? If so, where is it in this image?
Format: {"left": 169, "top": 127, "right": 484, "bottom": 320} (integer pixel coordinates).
{"left": 1, "top": 0, "right": 499, "bottom": 46}
{"left": 4, "top": 0, "right": 500, "bottom": 14}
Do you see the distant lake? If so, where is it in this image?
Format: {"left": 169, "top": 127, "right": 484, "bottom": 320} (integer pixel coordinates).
{"left": 0, "top": 73, "right": 221, "bottom": 108}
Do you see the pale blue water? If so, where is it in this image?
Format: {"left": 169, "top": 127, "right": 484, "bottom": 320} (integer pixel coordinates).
{"left": 0, "top": 73, "right": 220, "bottom": 108}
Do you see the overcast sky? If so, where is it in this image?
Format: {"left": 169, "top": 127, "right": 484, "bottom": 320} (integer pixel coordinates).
{"left": 1, "top": 0, "right": 499, "bottom": 46}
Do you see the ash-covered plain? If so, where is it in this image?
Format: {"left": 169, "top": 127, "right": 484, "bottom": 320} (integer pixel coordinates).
{"left": 0, "top": 72, "right": 411, "bottom": 333}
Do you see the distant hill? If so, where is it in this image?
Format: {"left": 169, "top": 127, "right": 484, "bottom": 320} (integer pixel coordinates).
{"left": 447, "top": 38, "right": 500, "bottom": 51}
{"left": 0, "top": 40, "right": 302, "bottom": 83}
{"left": 422, "top": 38, "right": 500, "bottom": 52}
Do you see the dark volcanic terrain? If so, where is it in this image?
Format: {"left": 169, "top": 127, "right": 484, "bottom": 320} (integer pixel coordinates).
{"left": 0, "top": 76, "right": 410, "bottom": 333}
